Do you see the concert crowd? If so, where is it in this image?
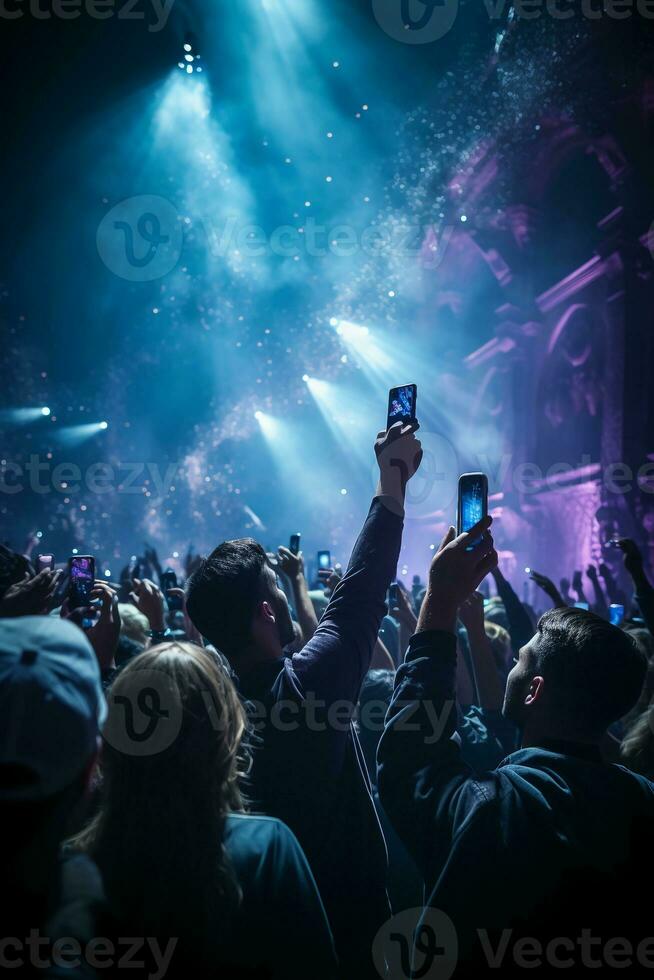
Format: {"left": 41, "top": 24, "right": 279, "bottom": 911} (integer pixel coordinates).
{"left": 1, "top": 422, "right": 653, "bottom": 978}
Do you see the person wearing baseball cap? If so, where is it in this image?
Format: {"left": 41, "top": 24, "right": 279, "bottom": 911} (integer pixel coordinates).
{"left": 0, "top": 616, "right": 107, "bottom": 971}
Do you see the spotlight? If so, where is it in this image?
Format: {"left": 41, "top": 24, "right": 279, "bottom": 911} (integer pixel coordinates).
{"left": 0, "top": 407, "right": 53, "bottom": 424}
{"left": 178, "top": 32, "right": 201, "bottom": 74}
{"left": 254, "top": 410, "right": 263, "bottom": 420}
{"left": 302, "top": 374, "right": 310, "bottom": 382}
{"left": 104, "top": 569, "right": 112, "bottom": 578}
{"left": 100, "top": 421, "right": 109, "bottom": 430}
{"left": 329, "top": 317, "right": 339, "bottom": 327}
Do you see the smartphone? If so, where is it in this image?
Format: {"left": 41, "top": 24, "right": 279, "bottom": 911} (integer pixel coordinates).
{"left": 290, "top": 533, "right": 301, "bottom": 556}
{"left": 457, "top": 473, "right": 488, "bottom": 550}
{"left": 388, "top": 582, "right": 399, "bottom": 607}
{"left": 317, "top": 550, "right": 331, "bottom": 571}
{"left": 68, "top": 555, "right": 95, "bottom": 610}
{"left": 609, "top": 603, "right": 625, "bottom": 627}
{"left": 387, "top": 384, "right": 417, "bottom": 429}
{"left": 160, "top": 568, "right": 182, "bottom": 611}
{"left": 37, "top": 554, "right": 54, "bottom": 573}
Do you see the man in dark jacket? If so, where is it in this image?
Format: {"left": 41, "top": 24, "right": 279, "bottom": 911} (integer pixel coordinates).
{"left": 378, "top": 517, "right": 654, "bottom": 977}
{"left": 186, "top": 421, "right": 422, "bottom": 977}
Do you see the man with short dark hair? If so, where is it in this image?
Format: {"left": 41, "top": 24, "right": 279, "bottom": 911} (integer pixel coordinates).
{"left": 187, "top": 537, "right": 295, "bottom": 664}
{"left": 186, "top": 422, "right": 423, "bottom": 977}
{"left": 378, "top": 520, "right": 654, "bottom": 976}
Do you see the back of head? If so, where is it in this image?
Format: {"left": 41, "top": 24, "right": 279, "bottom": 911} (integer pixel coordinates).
{"left": 118, "top": 602, "right": 149, "bottom": 647}
{"left": 0, "top": 617, "right": 105, "bottom": 912}
{"left": 484, "top": 598, "right": 509, "bottom": 632}
{"left": 186, "top": 538, "right": 269, "bottom": 657}
{"left": 79, "top": 642, "right": 247, "bottom": 960}
{"left": 484, "top": 621, "right": 512, "bottom": 677}
{"left": 0, "top": 616, "right": 105, "bottom": 806}
{"left": 535, "top": 607, "right": 647, "bottom": 738}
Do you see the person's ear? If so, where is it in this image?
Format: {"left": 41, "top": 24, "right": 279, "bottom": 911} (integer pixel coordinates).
{"left": 525, "top": 675, "right": 545, "bottom": 706}
{"left": 259, "top": 600, "right": 276, "bottom": 625}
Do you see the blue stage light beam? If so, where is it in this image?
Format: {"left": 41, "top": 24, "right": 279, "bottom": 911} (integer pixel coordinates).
{"left": 303, "top": 376, "right": 376, "bottom": 465}
{"left": 255, "top": 408, "right": 354, "bottom": 507}
{"left": 152, "top": 73, "right": 255, "bottom": 280}
{"left": 331, "top": 319, "right": 395, "bottom": 388}
{"left": 54, "top": 422, "right": 109, "bottom": 446}
{"left": 0, "top": 407, "right": 52, "bottom": 424}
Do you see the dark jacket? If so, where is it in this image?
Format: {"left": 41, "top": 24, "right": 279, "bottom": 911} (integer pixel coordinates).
{"left": 238, "top": 496, "right": 403, "bottom": 977}
{"left": 378, "top": 629, "right": 654, "bottom": 976}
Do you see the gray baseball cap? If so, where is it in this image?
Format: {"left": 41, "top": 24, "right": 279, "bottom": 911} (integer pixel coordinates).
{"left": 0, "top": 616, "right": 107, "bottom": 800}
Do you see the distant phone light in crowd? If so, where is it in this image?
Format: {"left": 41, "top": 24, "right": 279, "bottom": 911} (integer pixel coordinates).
{"left": 72, "top": 548, "right": 78, "bottom": 555}
{"left": 104, "top": 569, "right": 111, "bottom": 577}
{"left": 36, "top": 531, "right": 43, "bottom": 539}
{"left": 525, "top": 566, "right": 531, "bottom": 574}
{"left": 340, "top": 488, "right": 347, "bottom": 495}
{"left": 609, "top": 604, "right": 625, "bottom": 626}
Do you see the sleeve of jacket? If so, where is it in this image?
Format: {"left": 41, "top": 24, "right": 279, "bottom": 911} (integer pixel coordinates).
{"left": 377, "top": 630, "right": 498, "bottom": 880}
{"left": 287, "top": 496, "right": 403, "bottom": 705}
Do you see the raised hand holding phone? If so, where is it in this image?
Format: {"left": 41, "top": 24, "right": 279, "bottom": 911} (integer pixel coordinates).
{"left": 417, "top": 515, "right": 497, "bottom": 634}
{"left": 375, "top": 410, "right": 423, "bottom": 515}
{"left": 68, "top": 555, "right": 95, "bottom": 610}
{"left": 386, "top": 383, "right": 417, "bottom": 429}
{"left": 457, "top": 473, "right": 488, "bottom": 550}
{"left": 37, "top": 554, "right": 55, "bottom": 573}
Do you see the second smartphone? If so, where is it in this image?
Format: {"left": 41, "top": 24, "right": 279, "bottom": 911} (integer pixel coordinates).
{"left": 457, "top": 473, "right": 488, "bottom": 547}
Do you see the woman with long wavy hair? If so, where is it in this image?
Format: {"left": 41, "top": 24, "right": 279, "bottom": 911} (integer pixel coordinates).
{"left": 74, "top": 642, "right": 336, "bottom": 979}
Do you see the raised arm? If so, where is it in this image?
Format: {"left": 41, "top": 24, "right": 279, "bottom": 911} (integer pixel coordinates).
{"left": 390, "top": 580, "right": 419, "bottom": 660}
{"left": 586, "top": 564, "right": 609, "bottom": 618}
{"left": 490, "top": 564, "right": 533, "bottom": 652}
{"left": 289, "top": 422, "right": 422, "bottom": 704}
{"left": 377, "top": 516, "right": 498, "bottom": 874}
{"left": 572, "top": 569, "right": 589, "bottom": 607}
{"left": 275, "top": 546, "right": 319, "bottom": 644}
{"left": 458, "top": 591, "right": 504, "bottom": 711}
{"left": 618, "top": 538, "right": 654, "bottom": 636}
{"left": 529, "top": 570, "right": 567, "bottom": 610}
